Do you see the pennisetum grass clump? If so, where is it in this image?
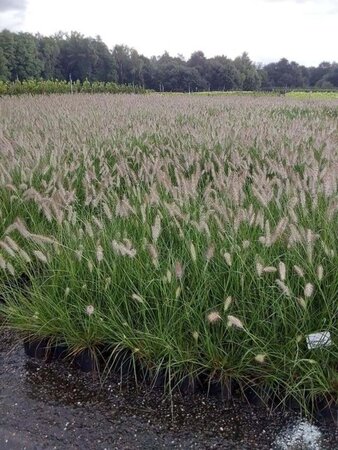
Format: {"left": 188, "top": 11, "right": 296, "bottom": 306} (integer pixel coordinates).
{"left": 0, "top": 93, "right": 337, "bottom": 414}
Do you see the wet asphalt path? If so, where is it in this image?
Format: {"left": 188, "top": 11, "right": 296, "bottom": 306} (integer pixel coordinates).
{"left": 0, "top": 331, "right": 337, "bottom": 450}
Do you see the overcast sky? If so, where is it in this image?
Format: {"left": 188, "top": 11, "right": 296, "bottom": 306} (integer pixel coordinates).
{"left": 0, "top": 0, "right": 337, "bottom": 65}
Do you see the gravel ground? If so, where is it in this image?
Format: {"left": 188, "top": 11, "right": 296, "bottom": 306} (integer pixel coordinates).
{"left": 0, "top": 331, "right": 337, "bottom": 450}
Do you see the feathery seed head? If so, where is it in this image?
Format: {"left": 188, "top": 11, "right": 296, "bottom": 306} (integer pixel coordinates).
{"left": 205, "top": 245, "right": 215, "bottom": 262}
{"left": 263, "top": 266, "right": 277, "bottom": 273}
{"left": 224, "top": 296, "right": 232, "bottom": 312}
{"left": 304, "top": 282, "right": 314, "bottom": 298}
{"left": 258, "top": 236, "right": 266, "bottom": 245}
{"left": 190, "top": 242, "right": 197, "bottom": 263}
{"left": 224, "top": 252, "right": 232, "bottom": 267}
{"left": 166, "top": 269, "right": 172, "bottom": 283}
{"left": 148, "top": 243, "right": 159, "bottom": 267}
{"left": 96, "top": 244, "right": 104, "bottom": 263}
{"left": 207, "top": 311, "right": 221, "bottom": 324}
{"left": 174, "top": 260, "right": 184, "bottom": 280}
{"left": 132, "top": 293, "right": 144, "bottom": 303}
{"left": 151, "top": 214, "right": 162, "bottom": 243}
{"left": 293, "top": 265, "right": 304, "bottom": 278}
{"left": 92, "top": 216, "right": 104, "bottom": 230}
{"left": 30, "top": 234, "right": 55, "bottom": 245}
{"left": 112, "top": 239, "right": 137, "bottom": 258}
{"left": 75, "top": 247, "right": 83, "bottom": 261}
{"left": 227, "top": 315, "right": 244, "bottom": 329}
{"left": 19, "top": 248, "right": 32, "bottom": 264}
{"left": 104, "top": 277, "right": 111, "bottom": 290}
{"left": 317, "top": 265, "right": 324, "bottom": 281}
{"left": 6, "top": 262, "right": 15, "bottom": 276}
{"left": 278, "top": 261, "right": 286, "bottom": 281}
{"left": 276, "top": 279, "right": 290, "bottom": 296}
{"left": 297, "top": 297, "right": 307, "bottom": 309}
{"left": 8, "top": 218, "right": 30, "bottom": 238}
{"left": 0, "top": 255, "right": 6, "bottom": 270}
{"left": 4, "top": 236, "right": 20, "bottom": 252}
{"left": 0, "top": 241, "right": 16, "bottom": 258}
{"left": 256, "top": 261, "right": 263, "bottom": 277}
{"left": 254, "top": 354, "right": 266, "bottom": 364}
{"left": 242, "top": 240, "right": 250, "bottom": 249}
{"left": 33, "top": 250, "right": 48, "bottom": 264}
{"left": 103, "top": 203, "right": 113, "bottom": 220}
{"left": 85, "top": 221, "right": 94, "bottom": 238}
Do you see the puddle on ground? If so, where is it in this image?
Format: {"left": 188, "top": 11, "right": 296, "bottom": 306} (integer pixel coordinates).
{"left": 0, "top": 331, "right": 337, "bottom": 450}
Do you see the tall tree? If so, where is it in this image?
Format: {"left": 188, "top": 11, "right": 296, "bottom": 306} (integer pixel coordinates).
{"left": 1, "top": 30, "right": 338, "bottom": 92}
{"left": 264, "top": 58, "right": 307, "bottom": 89}
{"left": 308, "top": 62, "right": 333, "bottom": 87}
{"left": 0, "top": 47, "right": 10, "bottom": 81}
{"left": 207, "top": 56, "right": 241, "bottom": 90}
{"left": 321, "top": 64, "right": 338, "bottom": 87}
{"left": 112, "top": 45, "right": 133, "bottom": 84}
{"left": 0, "top": 30, "right": 16, "bottom": 80}
{"left": 91, "top": 36, "right": 116, "bottom": 82}
{"left": 37, "top": 35, "right": 61, "bottom": 79}
{"left": 58, "top": 32, "right": 100, "bottom": 81}
{"left": 234, "top": 52, "right": 261, "bottom": 90}
{"left": 13, "top": 32, "right": 42, "bottom": 79}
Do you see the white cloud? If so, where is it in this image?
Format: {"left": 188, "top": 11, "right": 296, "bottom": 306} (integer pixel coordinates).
{"left": 0, "top": 0, "right": 27, "bottom": 29}
{"left": 1, "top": 0, "right": 336, "bottom": 65}
{"left": 262, "top": 0, "right": 338, "bottom": 10}
{"left": 0, "top": 0, "right": 27, "bottom": 13}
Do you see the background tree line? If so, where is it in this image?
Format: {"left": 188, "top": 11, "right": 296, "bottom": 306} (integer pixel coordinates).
{"left": 1, "top": 30, "right": 337, "bottom": 91}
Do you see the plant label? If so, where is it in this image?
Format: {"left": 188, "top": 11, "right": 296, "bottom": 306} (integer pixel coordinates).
{"left": 306, "top": 331, "right": 332, "bottom": 350}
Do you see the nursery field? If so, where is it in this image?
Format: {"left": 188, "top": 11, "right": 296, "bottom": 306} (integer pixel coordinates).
{"left": 0, "top": 93, "right": 337, "bottom": 413}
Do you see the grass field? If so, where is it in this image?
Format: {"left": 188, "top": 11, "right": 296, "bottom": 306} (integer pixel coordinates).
{"left": 194, "top": 90, "right": 338, "bottom": 100}
{"left": 0, "top": 93, "right": 337, "bottom": 411}
{"left": 286, "top": 91, "right": 338, "bottom": 100}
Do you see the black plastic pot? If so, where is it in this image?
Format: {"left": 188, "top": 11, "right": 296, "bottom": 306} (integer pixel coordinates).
{"left": 205, "top": 377, "right": 238, "bottom": 401}
{"left": 149, "top": 369, "right": 168, "bottom": 389}
{"left": 285, "top": 398, "right": 302, "bottom": 413}
{"left": 143, "top": 370, "right": 204, "bottom": 395}
{"left": 101, "top": 347, "right": 149, "bottom": 382}
{"left": 73, "top": 349, "right": 97, "bottom": 373}
{"left": 315, "top": 398, "right": 338, "bottom": 422}
{"left": 24, "top": 338, "right": 52, "bottom": 360}
{"left": 242, "top": 385, "right": 272, "bottom": 408}
{"left": 51, "top": 344, "right": 69, "bottom": 361}
{"left": 177, "top": 376, "right": 204, "bottom": 396}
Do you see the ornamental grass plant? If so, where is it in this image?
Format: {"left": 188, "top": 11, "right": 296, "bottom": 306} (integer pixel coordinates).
{"left": 0, "top": 93, "right": 337, "bottom": 411}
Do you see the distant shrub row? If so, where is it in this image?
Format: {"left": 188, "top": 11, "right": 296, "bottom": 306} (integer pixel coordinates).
{"left": 0, "top": 79, "right": 148, "bottom": 96}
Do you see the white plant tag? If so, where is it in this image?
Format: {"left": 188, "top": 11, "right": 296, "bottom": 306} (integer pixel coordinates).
{"left": 306, "top": 331, "right": 332, "bottom": 350}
